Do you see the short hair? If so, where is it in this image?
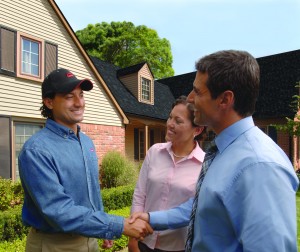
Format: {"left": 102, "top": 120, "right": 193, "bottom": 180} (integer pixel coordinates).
{"left": 195, "top": 50, "right": 260, "bottom": 117}
{"left": 171, "top": 95, "right": 206, "bottom": 141}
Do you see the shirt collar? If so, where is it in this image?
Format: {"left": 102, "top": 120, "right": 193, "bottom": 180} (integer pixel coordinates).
{"left": 163, "top": 141, "right": 206, "bottom": 163}
{"left": 45, "top": 119, "right": 80, "bottom": 138}
{"left": 215, "top": 116, "right": 255, "bottom": 154}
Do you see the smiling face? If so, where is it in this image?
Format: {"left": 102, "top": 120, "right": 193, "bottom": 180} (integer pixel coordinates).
{"left": 43, "top": 87, "right": 85, "bottom": 132}
{"left": 165, "top": 103, "right": 197, "bottom": 145}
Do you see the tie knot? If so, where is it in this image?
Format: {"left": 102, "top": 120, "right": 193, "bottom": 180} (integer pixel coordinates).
{"left": 205, "top": 140, "right": 218, "bottom": 154}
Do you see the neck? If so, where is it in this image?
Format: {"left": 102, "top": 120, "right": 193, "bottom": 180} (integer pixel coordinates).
{"left": 172, "top": 141, "right": 196, "bottom": 158}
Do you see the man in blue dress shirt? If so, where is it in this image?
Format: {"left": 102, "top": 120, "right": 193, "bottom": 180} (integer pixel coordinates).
{"left": 131, "top": 50, "right": 299, "bottom": 251}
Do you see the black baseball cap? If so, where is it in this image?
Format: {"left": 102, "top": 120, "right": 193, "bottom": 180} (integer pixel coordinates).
{"left": 42, "top": 68, "right": 93, "bottom": 98}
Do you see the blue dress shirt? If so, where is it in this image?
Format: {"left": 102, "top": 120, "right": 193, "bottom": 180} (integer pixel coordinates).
{"left": 18, "top": 119, "right": 124, "bottom": 239}
{"left": 150, "top": 117, "right": 299, "bottom": 251}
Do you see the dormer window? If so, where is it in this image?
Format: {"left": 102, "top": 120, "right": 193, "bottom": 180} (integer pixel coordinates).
{"left": 141, "top": 77, "right": 151, "bottom": 101}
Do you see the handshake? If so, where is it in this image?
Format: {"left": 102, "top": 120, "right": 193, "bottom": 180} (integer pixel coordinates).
{"left": 123, "top": 212, "right": 151, "bottom": 240}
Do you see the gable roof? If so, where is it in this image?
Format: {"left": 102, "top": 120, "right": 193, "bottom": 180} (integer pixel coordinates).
{"left": 48, "top": 0, "right": 128, "bottom": 124}
{"left": 91, "top": 56, "right": 175, "bottom": 120}
{"left": 159, "top": 50, "right": 300, "bottom": 119}
{"left": 117, "top": 62, "right": 147, "bottom": 77}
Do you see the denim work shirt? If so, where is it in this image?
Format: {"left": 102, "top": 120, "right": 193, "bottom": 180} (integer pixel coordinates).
{"left": 18, "top": 119, "right": 124, "bottom": 239}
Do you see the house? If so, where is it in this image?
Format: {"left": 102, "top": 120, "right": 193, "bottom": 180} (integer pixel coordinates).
{"left": 92, "top": 50, "right": 300, "bottom": 167}
{"left": 0, "top": 0, "right": 129, "bottom": 180}
{"left": 92, "top": 57, "right": 175, "bottom": 160}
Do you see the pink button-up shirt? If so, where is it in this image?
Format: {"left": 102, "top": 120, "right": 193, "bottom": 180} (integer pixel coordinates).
{"left": 131, "top": 141, "right": 205, "bottom": 251}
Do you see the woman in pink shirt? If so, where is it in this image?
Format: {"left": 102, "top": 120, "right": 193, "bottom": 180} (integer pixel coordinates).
{"left": 128, "top": 96, "right": 206, "bottom": 252}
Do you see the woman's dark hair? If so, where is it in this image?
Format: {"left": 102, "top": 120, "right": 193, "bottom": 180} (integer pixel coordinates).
{"left": 171, "top": 95, "right": 206, "bottom": 141}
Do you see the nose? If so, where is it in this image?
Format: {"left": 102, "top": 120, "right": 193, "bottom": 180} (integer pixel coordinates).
{"left": 187, "top": 90, "right": 194, "bottom": 103}
{"left": 74, "top": 95, "right": 84, "bottom": 107}
{"left": 166, "top": 118, "right": 174, "bottom": 128}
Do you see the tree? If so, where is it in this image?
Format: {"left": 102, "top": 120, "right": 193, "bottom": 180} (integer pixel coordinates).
{"left": 76, "top": 21, "right": 174, "bottom": 79}
{"left": 273, "top": 82, "right": 300, "bottom": 136}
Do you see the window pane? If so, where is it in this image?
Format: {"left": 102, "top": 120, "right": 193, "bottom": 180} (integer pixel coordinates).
{"left": 15, "top": 123, "right": 43, "bottom": 180}
{"left": 31, "top": 65, "right": 39, "bottom": 76}
{"left": 22, "top": 62, "right": 30, "bottom": 74}
{"left": 31, "top": 42, "right": 39, "bottom": 54}
{"left": 22, "top": 51, "right": 30, "bottom": 63}
{"left": 22, "top": 39, "right": 30, "bottom": 51}
{"left": 31, "top": 53, "right": 39, "bottom": 65}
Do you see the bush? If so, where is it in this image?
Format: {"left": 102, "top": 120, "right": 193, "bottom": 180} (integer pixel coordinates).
{"left": 101, "top": 185, "right": 134, "bottom": 211}
{"left": 101, "top": 151, "right": 138, "bottom": 188}
{"left": 0, "top": 179, "right": 23, "bottom": 211}
{"left": 0, "top": 206, "right": 28, "bottom": 242}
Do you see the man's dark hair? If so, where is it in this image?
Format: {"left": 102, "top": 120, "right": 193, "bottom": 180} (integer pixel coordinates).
{"left": 195, "top": 50, "right": 260, "bottom": 117}
{"left": 40, "top": 93, "right": 55, "bottom": 119}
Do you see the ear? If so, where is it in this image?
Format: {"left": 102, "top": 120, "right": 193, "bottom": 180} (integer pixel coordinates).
{"left": 218, "top": 90, "right": 234, "bottom": 108}
{"left": 43, "top": 97, "right": 54, "bottom": 110}
{"left": 194, "top": 126, "right": 205, "bottom": 137}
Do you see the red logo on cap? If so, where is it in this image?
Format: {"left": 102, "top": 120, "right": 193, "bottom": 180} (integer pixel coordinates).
{"left": 66, "top": 72, "right": 74, "bottom": 78}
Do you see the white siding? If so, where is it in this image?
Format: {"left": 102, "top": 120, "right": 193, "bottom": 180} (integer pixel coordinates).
{"left": 0, "top": 0, "right": 123, "bottom": 126}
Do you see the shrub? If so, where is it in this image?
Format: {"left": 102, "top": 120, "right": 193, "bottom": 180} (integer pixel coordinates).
{"left": 100, "top": 151, "right": 138, "bottom": 188}
{"left": 101, "top": 185, "right": 134, "bottom": 211}
{"left": 0, "top": 179, "right": 23, "bottom": 211}
{"left": 0, "top": 205, "right": 28, "bottom": 242}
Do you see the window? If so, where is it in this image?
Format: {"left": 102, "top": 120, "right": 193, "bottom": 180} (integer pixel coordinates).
{"left": 141, "top": 77, "right": 151, "bottom": 101}
{"left": 21, "top": 37, "right": 40, "bottom": 76}
{"left": 14, "top": 123, "right": 43, "bottom": 180}
{"left": 17, "top": 32, "right": 44, "bottom": 81}
{"left": 0, "top": 26, "right": 57, "bottom": 81}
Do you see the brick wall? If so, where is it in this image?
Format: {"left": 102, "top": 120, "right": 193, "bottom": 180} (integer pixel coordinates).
{"left": 79, "top": 123, "right": 125, "bottom": 163}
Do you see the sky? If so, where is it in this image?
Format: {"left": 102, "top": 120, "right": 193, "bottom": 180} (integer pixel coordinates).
{"left": 55, "top": 0, "right": 300, "bottom": 76}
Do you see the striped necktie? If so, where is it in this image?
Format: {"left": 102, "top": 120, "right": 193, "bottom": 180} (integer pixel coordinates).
{"left": 185, "top": 141, "right": 218, "bottom": 252}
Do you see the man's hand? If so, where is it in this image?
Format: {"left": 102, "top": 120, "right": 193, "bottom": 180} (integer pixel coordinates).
{"left": 123, "top": 218, "right": 153, "bottom": 240}
{"left": 129, "top": 212, "right": 149, "bottom": 224}
{"left": 101, "top": 239, "right": 113, "bottom": 248}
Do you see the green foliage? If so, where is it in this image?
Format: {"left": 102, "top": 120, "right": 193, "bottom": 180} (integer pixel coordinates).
{"left": 76, "top": 21, "right": 174, "bottom": 79}
{"left": 101, "top": 185, "right": 134, "bottom": 212}
{"left": 99, "top": 207, "right": 130, "bottom": 251}
{"left": 0, "top": 179, "right": 23, "bottom": 211}
{"left": 0, "top": 237, "right": 26, "bottom": 252}
{"left": 100, "top": 150, "right": 138, "bottom": 188}
{"left": 272, "top": 82, "right": 300, "bottom": 136}
{"left": 0, "top": 206, "right": 28, "bottom": 242}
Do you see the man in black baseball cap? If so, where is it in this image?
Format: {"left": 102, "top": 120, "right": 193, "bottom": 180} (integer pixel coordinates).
{"left": 19, "top": 68, "right": 152, "bottom": 252}
{"left": 42, "top": 68, "right": 93, "bottom": 98}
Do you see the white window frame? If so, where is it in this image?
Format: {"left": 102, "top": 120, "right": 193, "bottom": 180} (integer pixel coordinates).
{"left": 141, "top": 77, "right": 151, "bottom": 101}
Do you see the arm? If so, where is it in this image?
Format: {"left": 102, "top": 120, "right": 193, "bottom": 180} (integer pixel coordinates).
{"left": 228, "top": 163, "right": 298, "bottom": 251}
{"left": 130, "top": 197, "right": 193, "bottom": 231}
